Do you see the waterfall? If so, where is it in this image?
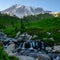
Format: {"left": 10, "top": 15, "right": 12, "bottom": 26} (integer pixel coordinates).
{"left": 18, "top": 41, "right": 45, "bottom": 50}
{"left": 20, "top": 43, "right": 23, "bottom": 48}
{"left": 32, "top": 41, "right": 35, "bottom": 47}
{"left": 36, "top": 41, "right": 38, "bottom": 46}
{"left": 41, "top": 41, "right": 44, "bottom": 50}
{"left": 22, "top": 42, "right": 26, "bottom": 49}
{"left": 29, "top": 42, "right": 33, "bottom": 50}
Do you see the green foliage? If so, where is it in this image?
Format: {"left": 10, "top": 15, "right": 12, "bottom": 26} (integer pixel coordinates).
{"left": 0, "top": 47, "right": 9, "bottom": 60}
{"left": 0, "top": 13, "right": 21, "bottom": 37}
{"left": 26, "top": 17, "right": 60, "bottom": 43}
{"left": 9, "top": 56, "right": 19, "bottom": 60}
{"left": 0, "top": 46, "right": 19, "bottom": 60}
{"left": 29, "top": 17, "right": 60, "bottom": 30}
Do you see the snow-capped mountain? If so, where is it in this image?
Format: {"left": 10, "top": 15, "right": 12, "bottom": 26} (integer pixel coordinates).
{"left": 1, "top": 4, "right": 51, "bottom": 18}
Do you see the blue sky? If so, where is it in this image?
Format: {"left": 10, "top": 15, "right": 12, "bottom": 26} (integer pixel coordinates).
{"left": 0, "top": 0, "right": 60, "bottom": 12}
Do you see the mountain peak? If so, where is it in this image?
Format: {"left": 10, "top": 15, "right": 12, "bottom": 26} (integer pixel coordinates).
{"left": 1, "top": 4, "right": 51, "bottom": 18}
{"left": 14, "top": 4, "right": 24, "bottom": 8}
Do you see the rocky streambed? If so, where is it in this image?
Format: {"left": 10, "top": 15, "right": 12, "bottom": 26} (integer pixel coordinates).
{"left": 0, "top": 31, "right": 60, "bottom": 60}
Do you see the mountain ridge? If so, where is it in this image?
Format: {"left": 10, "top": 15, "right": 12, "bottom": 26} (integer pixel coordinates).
{"left": 1, "top": 4, "right": 51, "bottom": 18}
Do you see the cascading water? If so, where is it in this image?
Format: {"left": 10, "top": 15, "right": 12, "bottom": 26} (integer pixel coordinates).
{"left": 32, "top": 41, "right": 35, "bottom": 47}
{"left": 29, "top": 42, "right": 33, "bottom": 50}
{"left": 20, "top": 43, "right": 23, "bottom": 48}
{"left": 36, "top": 41, "right": 38, "bottom": 47}
{"left": 18, "top": 41, "right": 45, "bottom": 51}
{"left": 22, "top": 42, "right": 26, "bottom": 49}
{"left": 41, "top": 41, "right": 44, "bottom": 50}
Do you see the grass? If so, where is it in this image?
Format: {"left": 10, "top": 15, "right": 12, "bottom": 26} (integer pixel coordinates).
{"left": 25, "top": 17, "right": 60, "bottom": 43}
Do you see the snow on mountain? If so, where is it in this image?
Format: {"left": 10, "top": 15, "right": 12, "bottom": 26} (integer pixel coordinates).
{"left": 1, "top": 4, "right": 51, "bottom": 18}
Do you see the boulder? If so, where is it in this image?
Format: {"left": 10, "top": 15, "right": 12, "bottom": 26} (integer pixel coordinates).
{"left": 15, "top": 31, "right": 21, "bottom": 38}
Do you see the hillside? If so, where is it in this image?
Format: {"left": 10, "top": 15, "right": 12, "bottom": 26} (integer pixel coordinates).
{"left": 0, "top": 13, "right": 21, "bottom": 37}
{"left": 0, "top": 13, "right": 60, "bottom": 43}
{"left": 26, "top": 17, "right": 60, "bottom": 43}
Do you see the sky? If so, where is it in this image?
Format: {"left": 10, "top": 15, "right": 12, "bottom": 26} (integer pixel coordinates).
{"left": 0, "top": 0, "right": 60, "bottom": 12}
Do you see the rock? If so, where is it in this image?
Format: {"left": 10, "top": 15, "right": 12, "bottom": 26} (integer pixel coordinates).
{"left": 49, "top": 37, "right": 54, "bottom": 41}
{"left": 20, "top": 32, "right": 26, "bottom": 37}
{"left": 8, "top": 52, "right": 15, "bottom": 56}
{"left": 4, "top": 42, "right": 15, "bottom": 54}
{"left": 17, "top": 55, "right": 35, "bottom": 60}
{"left": 25, "top": 33, "right": 32, "bottom": 41}
{"left": 54, "top": 56, "right": 60, "bottom": 60}
{"left": 26, "top": 35, "right": 32, "bottom": 41}
{"left": 19, "top": 32, "right": 32, "bottom": 41}
{"left": 6, "top": 38, "right": 17, "bottom": 42}
{"left": 46, "top": 47, "right": 52, "bottom": 52}
{"left": 36, "top": 54, "right": 50, "bottom": 60}
{"left": 53, "top": 45, "right": 60, "bottom": 52}
{"left": 15, "top": 31, "right": 21, "bottom": 38}
{"left": 0, "top": 32, "right": 8, "bottom": 41}
{"left": 32, "top": 35, "right": 38, "bottom": 39}
{"left": 58, "top": 30, "right": 60, "bottom": 32}
{"left": 0, "top": 32, "right": 7, "bottom": 37}
{"left": 18, "top": 37, "right": 22, "bottom": 40}
{"left": 46, "top": 32, "right": 51, "bottom": 35}
{"left": 36, "top": 56, "right": 45, "bottom": 60}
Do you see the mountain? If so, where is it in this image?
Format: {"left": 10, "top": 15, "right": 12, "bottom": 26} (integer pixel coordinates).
{"left": 1, "top": 4, "right": 51, "bottom": 18}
